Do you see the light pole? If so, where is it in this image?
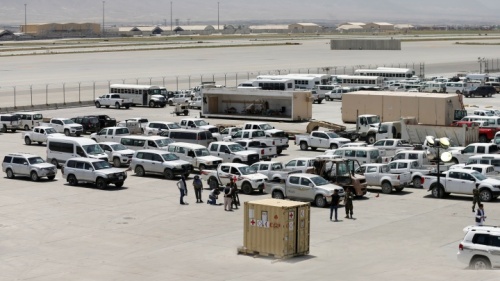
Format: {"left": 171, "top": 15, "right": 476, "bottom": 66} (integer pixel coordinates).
{"left": 170, "top": 1, "right": 173, "bottom": 31}
{"left": 102, "top": 1, "right": 105, "bottom": 37}
{"left": 24, "top": 4, "right": 27, "bottom": 33}
{"left": 217, "top": 2, "right": 220, "bottom": 30}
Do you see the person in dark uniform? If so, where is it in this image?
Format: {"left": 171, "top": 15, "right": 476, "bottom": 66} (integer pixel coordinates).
{"left": 472, "top": 186, "right": 481, "bottom": 212}
{"left": 230, "top": 177, "right": 240, "bottom": 209}
{"left": 193, "top": 175, "right": 203, "bottom": 203}
{"left": 344, "top": 188, "right": 354, "bottom": 219}
{"left": 330, "top": 189, "right": 340, "bottom": 221}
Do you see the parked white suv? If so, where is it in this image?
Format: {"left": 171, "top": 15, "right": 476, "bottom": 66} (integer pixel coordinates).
{"left": 458, "top": 225, "right": 500, "bottom": 269}
{"left": 130, "top": 149, "right": 193, "bottom": 180}
{"left": 2, "top": 153, "right": 57, "bottom": 181}
{"left": 61, "top": 158, "right": 127, "bottom": 189}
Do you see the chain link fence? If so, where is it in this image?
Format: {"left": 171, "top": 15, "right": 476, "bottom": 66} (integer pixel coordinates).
{"left": 0, "top": 62, "right": 426, "bottom": 111}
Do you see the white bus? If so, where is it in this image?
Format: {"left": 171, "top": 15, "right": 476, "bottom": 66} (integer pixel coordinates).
{"left": 354, "top": 67, "right": 415, "bottom": 80}
{"left": 239, "top": 78, "right": 295, "bottom": 90}
{"left": 333, "top": 75, "right": 384, "bottom": 89}
{"left": 109, "top": 84, "right": 167, "bottom": 108}
{"left": 256, "top": 74, "right": 329, "bottom": 90}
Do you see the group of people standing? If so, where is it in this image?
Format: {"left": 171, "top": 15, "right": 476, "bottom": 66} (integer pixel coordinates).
{"left": 177, "top": 176, "right": 240, "bottom": 211}
{"left": 329, "top": 188, "right": 354, "bottom": 222}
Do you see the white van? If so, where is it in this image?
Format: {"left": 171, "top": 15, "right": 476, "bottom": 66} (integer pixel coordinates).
{"left": 162, "top": 129, "right": 215, "bottom": 147}
{"left": 14, "top": 111, "right": 43, "bottom": 130}
{"left": 46, "top": 136, "right": 108, "bottom": 167}
{"left": 120, "top": 135, "right": 174, "bottom": 151}
{"left": 330, "top": 147, "right": 382, "bottom": 164}
{"left": 167, "top": 142, "right": 223, "bottom": 171}
{"left": 466, "top": 154, "right": 500, "bottom": 172}
{"left": 445, "top": 81, "right": 468, "bottom": 94}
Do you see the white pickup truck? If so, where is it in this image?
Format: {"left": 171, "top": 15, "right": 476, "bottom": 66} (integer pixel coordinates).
{"left": 388, "top": 159, "right": 433, "bottom": 188}
{"left": 295, "top": 131, "right": 351, "bottom": 151}
{"left": 90, "top": 127, "right": 131, "bottom": 143}
{"left": 422, "top": 168, "right": 500, "bottom": 202}
{"left": 200, "top": 163, "right": 268, "bottom": 194}
{"left": 168, "top": 93, "right": 191, "bottom": 106}
{"left": 225, "top": 129, "right": 288, "bottom": 155}
{"left": 234, "top": 139, "right": 277, "bottom": 161}
{"left": 250, "top": 161, "right": 301, "bottom": 182}
{"left": 117, "top": 117, "right": 149, "bottom": 134}
{"left": 41, "top": 118, "right": 83, "bottom": 136}
{"left": 22, "top": 126, "right": 64, "bottom": 145}
{"left": 266, "top": 173, "right": 345, "bottom": 208}
{"left": 243, "top": 122, "right": 289, "bottom": 153}
{"left": 450, "top": 143, "right": 499, "bottom": 164}
{"left": 356, "top": 163, "right": 411, "bottom": 194}
{"left": 95, "top": 94, "right": 133, "bottom": 109}
{"left": 97, "top": 142, "right": 135, "bottom": 167}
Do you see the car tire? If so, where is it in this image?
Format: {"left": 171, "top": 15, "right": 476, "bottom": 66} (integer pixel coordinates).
{"left": 310, "top": 147, "right": 317, "bottom": 151}
{"left": 24, "top": 125, "right": 30, "bottom": 131}
{"left": 6, "top": 168, "right": 15, "bottom": 179}
{"left": 272, "top": 190, "right": 285, "bottom": 199}
{"left": 314, "top": 195, "right": 326, "bottom": 208}
{"left": 479, "top": 135, "right": 488, "bottom": 143}
{"left": 64, "top": 129, "right": 70, "bottom": 136}
{"left": 412, "top": 177, "right": 422, "bottom": 188}
{"left": 299, "top": 142, "right": 308, "bottom": 151}
{"left": 381, "top": 181, "right": 392, "bottom": 194}
{"left": 277, "top": 148, "right": 283, "bottom": 155}
{"left": 168, "top": 100, "right": 173, "bottom": 106}
{"left": 149, "top": 101, "right": 155, "bottom": 108}
{"left": 51, "top": 159, "right": 59, "bottom": 168}
{"left": 241, "top": 182, "right": 253, "bottom": 195}
{"left": 431, "top": 184, "right": 444, "bottom": 198}
{"left": 113, "top": 158, "right": 121, "bottom": 167}
{"left": 469, "top": 256, "right": 491, "bottom": 270}
{"left": 479, "top": 189, "right": 493, "bottom": 202}
{"left": 135, "top": 166, "right": 145, "bottom": 177}
{"left": 67, "top": 174, "right": 78, "bottom": 186}
{"left": 233, "top": 159, "right": 242, "bottom": 163}
{"left": 163, "top": 168, "right": 174, "bottom": 180}
{"left": 30, "top": 171, "right": 39, "bottom": 182}
{"left": 95, "top": 102, "right": 101, "bottom": 108}
{"left": 115, "top": 102, "right": 121, "bottom": 109}
{"left": 115, "top": 182, "right": 124, "bottom": 188}
{"left": 394, "top": 187, "right": 404, "bottom": 192}
{"left": 47, "top": 175, "right": 56, "bottom": 180}
{"left": 198, "top": 164, "right": 206, "bottom": 171}
{"left": 24, "top": 137, "right": 32, "bottom": 145}
{"left": 330, "top": 144, "right": 338, "bottom": 149}
{"left": 125, "top": 105, "right": 130, "bottom": 109}
{"left": 366, "top": 134, "right": 376, "bottom": 144}
{"left": 96, "top": 178, "right": 107, "bottom": 189}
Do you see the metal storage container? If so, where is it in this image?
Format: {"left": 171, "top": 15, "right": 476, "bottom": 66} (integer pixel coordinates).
{"left": 239, "top": 199, "right": 310, "bottom": 259}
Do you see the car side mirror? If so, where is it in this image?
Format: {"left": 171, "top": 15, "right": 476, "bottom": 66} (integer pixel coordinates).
{"left": 309, "top": 183, "right": 314, "bottom": 188}
{"left": 225, "top": 149, "right": 230, "bottom": 154}
{"left": 461, "top": 150, "right": 464, "bottom": 154}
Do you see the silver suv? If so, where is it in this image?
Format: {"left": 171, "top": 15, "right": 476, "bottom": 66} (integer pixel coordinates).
{"left": 61, "top": 158, "right": 127, "bottom": 189}
{"left": 457, "top": 225, "right": 500, "bottom": 269}
{"left": 2, "top": 153, "right": 57, "bottom": 181}
{"left": 130, "top": 149, "right": 193, "bottom": 180}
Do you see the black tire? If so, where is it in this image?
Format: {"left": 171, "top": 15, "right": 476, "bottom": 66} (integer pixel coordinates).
{"left": 76, "top": 133, "right": 81, "bottom": 137}
{"left": 168, "top": 100, "right": 173, "bottom": 106}
{"left": 11, "top": 129, "right": 16, "bottom": 133}
{"left": 115, "top": 102, "right": 121, "bottom": 109}
{"left": 272, "top": 190, "right": 285, "bottom": 199}
{"left": 135, "top": 166, "right": 145, "bottom": 177}
{"left": 183, "top": 110, "right": 189, "bottom": 116}
{"left": 113, "top": 158, "right": 121, "bottom": 167}
{"left": 51, "top": 159, "right": 59, "bottom": 168}
{"left": 208, "top": 176, "right": 219, "bottom": 190}
{"left": 299, "top": 142, "right": 308, "bottom": 151}
{"left": 314, "top": 195, "right": 327, "bottom": 208}
{"left": 277, "top": 148, "right": 283, "bottom": 155}
{"left": 469, "top": 256, "right": 491, "bottom": 270}
{"left": 1, "top": 125, "right": 7, "bottom": 133}
{"left": 149, "top": 101, "right": 155, "bottom": 108}
{"left": 366, "top": 134, "right": 376, "bottom": 144}
{"left": 431, "top": 184, "right": 444, "bottom": 198}
{"left": 456, "top": 90, "right": 461, "bottom": 94}
{"left": 24, "top": 137, "right": 32, "bottom": 145}
{"left": 6, "top": 168, "right": 15, "bottom": 179}
{"left": 198, "top": 164, "right": 206, "bottom": 171}
{"left": 64, "top": 129, "right": 70, "bottom": 136}
{"left": 317, "top": 99, "right": 322, "bottom": 104}
{"left": 176, "top": 113, "right": 180, "bottom": 116}
{"left": 412, "top": 177, "right": 422, "bottom": 188}
{"left": 394, "top": 187, "right": 404, "bottom": 192}
{"left": 115, "top": 182, "right": 124, "bottom": 188}
{"left": 24, "top": 125, "right": 30, "bottom": 131}
{"left": 47, "top": 175, "right": 55, "bottom": 180}
{"left": 479, "top": 135, "right": 488, "bottom": 143}
{"left": 30, "top": 171, "right": 39, "bottom": 182}
{"left": 381, "top": 181, "right": 392, "bottom": 194}
{"left": 37, "top": 142, "right": 42, "bottom": 145}
{"left": 96, "top": 178, "right": 107, "bottom": 189}
{"left": 310, "top": 147, "right": 317, "bottom": 151}
{"left": 95, "top": 102, "right": 101, "bottom": 108}
{"left": 479, "top": 189, "right": 493, "bottom": 202}
{"left": 105, "top": 105, "right": 110, "bottom": 108}
{"left": 124, "top": 105, "right": 130, "bottom": 109}
{"left": 330, "top": 143, "right": 338, "bottom": 149}
{"left": 451, "top": 158, "right": 459, "bottom": 165}
{"left": 241, "top": 182, "right": 253, "bottom": 195}
{"left": 233, "top": 159, "right": 242, "bottom": 163}
{"left": 67, "top": 174, "right": 78, "bottom": 186}
{"left": 163, "top": 168, "right": 174, "bottom": 180}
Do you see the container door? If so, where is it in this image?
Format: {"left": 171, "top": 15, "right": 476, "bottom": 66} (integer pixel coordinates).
{"left": 284, "top": 208, "right": 297, "bottom": 256}
{"left": 296, "top": 205, "right": 310, "bottom": 255}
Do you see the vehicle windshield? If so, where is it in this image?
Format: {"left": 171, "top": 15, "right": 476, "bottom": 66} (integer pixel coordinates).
{"left": 381, "top": 165, "right": 390, "bottom": 173}
{"left": 110, "top": 144, "right": 128, "bottom": 151}
{"left": 33, "top": 114, "right": 43, "bottom": 120}
{"left": 28, "top": 157, "right": 45, "bottom": 164}
{"left": 169, "top": 123, "right": 181, "bottom": 129}
{"left": 194, "top": 120, "right": 208, "bottom": 126}
{"left": 82, "top": 144, "right": 105, "bottom": 155}
{"left": 366, "top": 116, "right": 380, "bottom": 125}
{"left": 45, "top": 128, "right": 57, "bottom": 134}
{"left": 194, "top": 148, "right": 210, "bottom": 157}
{"left": 253, "top": 131, "right": 265, "bottom": 137}
{"left": 228, "top": 144, "right": 245, "bottom": 152}
{"left": 161, "top": 153, "right": 180, "bottom": 161}
{"left": 156, "top": 138, "right": 175, "bottom": 147}
{"left": 62, "top": 119, "right": 75, "bottom": 124}
{"left": 93, "top": 161, "right": 112, "bottom": 170}
{"left": 369, "top": 150, "right": 380, "bottom": 159}
{"left": 326, "top": 132, "right": 340, "bottom": 138}
{"left": 259, "top": 124, "right": 273, "bottom": 130}
{"left": 310, "top": 176, "right": 329, "bottom": 186}
{"left": 240, "top": 166, "right": 257, "bottom": 175}
{"left": 271, "top": 163, "right": 283, "bottom": 170}
{"left": 471, "top": 171, "right": 487, "bottom": 181}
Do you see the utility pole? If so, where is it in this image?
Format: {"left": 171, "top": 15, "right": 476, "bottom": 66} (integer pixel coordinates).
{"left": 24, "top": 4, "right": 27, "bottom": 33}
{"left": 217, "top": 2, "right": 220, "bottom": 30}
{"left": 170, "top": 1, "right": 173, "bottom": 31}
{"left": 102, "top": 1, "right": 105, "bottom": 37}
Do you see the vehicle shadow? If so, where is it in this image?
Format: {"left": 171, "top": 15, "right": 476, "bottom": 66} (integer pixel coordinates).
{"left": 423, "top": 193, "right": 500, "bottom": 203}
{"left": 3, "top": 177, "right": 57, "bottom": 182}
{"left": 366, "top": 188, "right": 413, "bottom": 196}
{"left": 64, "top": 182, "right": 127, "bottom": 191}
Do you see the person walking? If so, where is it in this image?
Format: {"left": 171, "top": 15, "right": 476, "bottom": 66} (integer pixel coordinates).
{"left": 344, "top": 188, "right": 354, "bottom": 219}
{"left": 472, "top": 186, "right": 481, "bottom": 212}
{"left": 230, "top": 177, "right": 240, "bottom": 210}
{"left": 207, "top": 188, "right": 220, "bottom": 205}
{"left": 177, "top": 175, "right": 188, "bottom": 205}
{"left": 330, "top": 189, "right": 340, "bottom": 221}
{"left": 193, "top": 175, "right": 203, "bottom": 203}
{"left": 475, "top": 204, "right": 486, "bottom": 226}
{"left": 223, "top": 183, "right": 233, "bottom": 211}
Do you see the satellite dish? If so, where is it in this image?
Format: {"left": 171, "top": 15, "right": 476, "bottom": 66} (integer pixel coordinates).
{"left": 425, "top": 136, "right": 435, "bottom": 146}
{"left": 441, "top": 151, "right": 452, "bottom": 162}
{"left": 439, "top": 137, "right": 450, "bottom": 149}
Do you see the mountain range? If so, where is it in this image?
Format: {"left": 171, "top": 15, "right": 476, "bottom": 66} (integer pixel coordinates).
{"left": 1, "top": 0, "right": 499, "bottom": 26}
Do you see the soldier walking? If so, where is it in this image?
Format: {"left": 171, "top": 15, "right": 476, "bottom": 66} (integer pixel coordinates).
{"left": 230, "top": 177, "right": 240, "bottom": 210}
{"left": 472, "top": 186, "right": 481, "bottom": 212}
{"left": 344, "top": 188, "right": 354, "bottom": 219}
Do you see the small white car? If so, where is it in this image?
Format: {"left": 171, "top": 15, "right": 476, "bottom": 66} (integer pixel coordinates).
{"left": 458, "top": 225, "right": 500, "bottom": 269}
{"left": 130, "top": 149, "right": 193, "bottom": 180}
{"left": 61, "top": 158, "right": 127, "bottom": 189}
{"left": 2, "top": 153, "right": 57, "bottom": 181}
{"left": 188, "top": 97, "right": 202, "bottom": 109}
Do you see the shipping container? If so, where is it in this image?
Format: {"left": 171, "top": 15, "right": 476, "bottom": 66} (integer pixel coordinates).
{"left": 239, "top": 199, "right": 310, "bottom": 259}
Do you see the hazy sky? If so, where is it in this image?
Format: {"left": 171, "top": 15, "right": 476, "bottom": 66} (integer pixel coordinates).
{"left": 1, "top": 0, "right": 499, "bottom": 26}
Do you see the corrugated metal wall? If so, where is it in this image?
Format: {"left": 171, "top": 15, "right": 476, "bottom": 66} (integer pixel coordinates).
{"left": 330, "top": 39, "right": 401, "bottom": 50}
